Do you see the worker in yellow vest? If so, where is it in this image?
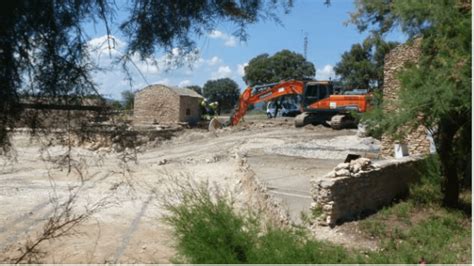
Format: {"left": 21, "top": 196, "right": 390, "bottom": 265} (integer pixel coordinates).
{"left": 200, "top": 99, "right": 219, "bottom": 120}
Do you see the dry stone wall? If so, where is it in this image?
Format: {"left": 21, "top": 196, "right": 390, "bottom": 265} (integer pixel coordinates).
{"left": 133, "top": 85, "right": 180, "bottom": 125}
{"left": 311, "top": 156, "right": 423, "bottom": 226}
{"left": 381, "top": 38, "right": 431, "bottom": 157}
{"left": 179, "top": 95, "right": 202, "bottom": 125}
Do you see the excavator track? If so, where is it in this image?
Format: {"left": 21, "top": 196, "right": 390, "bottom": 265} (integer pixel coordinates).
{"left": 329, "top": 114, "right": 356, "bottom": 130}
{"left": 294, "top": 112, "right": 309, "bottom": 127}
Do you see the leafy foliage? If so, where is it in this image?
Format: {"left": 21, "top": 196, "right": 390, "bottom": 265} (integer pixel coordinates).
{"left": 243, "top": 49, "right": 315, "bottom": 86}
{"left": 409, "top": 155, "right": 444, "bottom": 205}
{"left": 203, "top": 78, "right": 240, "bottom": 112}
{"left": 163, "top": 181, "right": 352, "bottom": 264}
{"left": 163, "top": 183, "right": 256, "bottom": 264}
{"left": 334, "top": 37, "right": 398, "bottom": 89}
{"left": 121, "top": 90, "right": 135, "bottom": 110}
{"left": 355, "top": 0, "right": 471, "bottom": 206}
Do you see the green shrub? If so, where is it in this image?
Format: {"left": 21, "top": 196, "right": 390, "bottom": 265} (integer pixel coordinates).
{"left": 163, "top": 183, "right": 257, "bottom": 263}
{"left": 163, "top": 181, "right": 353, "bottom": 264}
{"left": 410, "top": 155, "right": 443, "bottom": 205}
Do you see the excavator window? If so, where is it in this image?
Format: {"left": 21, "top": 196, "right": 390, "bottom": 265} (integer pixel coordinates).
{"left": 303, "top": 83, "right": 334, "bottom": 107}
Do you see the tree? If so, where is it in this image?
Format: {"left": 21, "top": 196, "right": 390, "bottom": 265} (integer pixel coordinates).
{"left": 187, "top": 85, "right": 203, "bottom": 95}
{"left": 353, "top": 0, "right": 471, "bottom": 207}
{"left": 109, "top": 100, "right": 123, "bottom": 110}
{"left": 334, "top": 37, "right": 398, "bottom": 89}
{"left": 0, "top": 0, "right": 293, "bottom": 148}
{"left": 243, "top": 50, "right": 315, "bottom": 86}
{"left": 203, "top": 78, "right": 240, "bottom": 112}
{"left": 121, "top": 90, "right": 135, "bottom": 111}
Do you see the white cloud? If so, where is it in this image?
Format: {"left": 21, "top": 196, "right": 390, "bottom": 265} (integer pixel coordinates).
{"left": 208, "top": 30, "right": 238, "bottom": 47}
{"left": 211, "top": 65, "right": 232, "bottom": 79}
{"left": 224, "top": 36, "right": 237, "bottom": 47}
{"left": 178, "top": 80, "right": 191, "bottom": 87}
{"left": 316, "top": 64, "right": 335, "bottom": 80}
{"left": 87, "top": 35, "right": 125, "bottom": 57}
{"left": 133, "top": 59, "right": 161, "bottom": 74}
{"left": 85, "top": 35, "right": 213, "bottom": 99}
{"left": 209, "top": 30, "right": 224, "bottom": 38}
{"left": 207, "top": 56, "right": 222, "bottom": 66}
{"left": 237, "top": 63, "right": 248, "bottom": 77}
{"left": 154, "top": 78, "right": 171, "bottom": 86}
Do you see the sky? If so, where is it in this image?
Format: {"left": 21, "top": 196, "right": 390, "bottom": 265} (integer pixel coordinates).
{"left": 84, "top": 0, "right": 406, "bottom": 100}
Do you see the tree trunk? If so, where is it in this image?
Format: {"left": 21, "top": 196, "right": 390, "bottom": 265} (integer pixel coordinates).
{"left": 437, "top": 118, "right": 460, "bottom": 207}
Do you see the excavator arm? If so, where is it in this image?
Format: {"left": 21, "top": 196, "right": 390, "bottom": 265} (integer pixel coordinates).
{"left": 229, "top": 80, "right": 305, "bottom": 126}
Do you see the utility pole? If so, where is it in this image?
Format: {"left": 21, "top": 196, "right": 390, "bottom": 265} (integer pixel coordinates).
{"left": 303, "top": 32, "right": 308, "bottom": 60}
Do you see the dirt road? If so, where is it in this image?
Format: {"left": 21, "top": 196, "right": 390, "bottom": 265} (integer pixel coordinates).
{"left": 0, "top": 119, "right": 378, "bottom": 263}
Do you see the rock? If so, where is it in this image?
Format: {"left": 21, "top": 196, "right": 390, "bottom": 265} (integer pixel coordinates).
{"left": 324, "top": 170, "right": 336, "bottom": 178}
{"left": 335, "top": 168, "right": 350, "bottom": 177}
{"left": 357, "top": 123, "right": 368, "bottom": 137}
{"left": 350, "top": 157, "right": 373, "bottom": 172}
{"left": 320, "top": 179, "right": 335, "bottom": 188}
{"left": 350, "top": 163, "right": 362, "bottom": 173}
{"left": 112, "top": 143, "right": 124, "bottom": 152}
{"left": 335, "top": 163, "right": 349, "bottom": 171}
{"left": 325, "top": 216, "right": 332, "bottom": 225}
{"left": 97, "top": 147, "right": 111, "bottom": 153}
{"left": 158, "top": 159, "right": 167, "bottom": 165}
{"left": 323, "top": 204, "right": 332, "bottom": 211}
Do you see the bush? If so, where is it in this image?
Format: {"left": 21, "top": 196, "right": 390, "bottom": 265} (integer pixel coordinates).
{"left": 163, "top": 181, "right": 353, "bottom": 264}
{"left": 410, "top": 155, "right": 443, "bottom": 206}
{"left": 163, "top": 182, "right": 257, "bottom": 263}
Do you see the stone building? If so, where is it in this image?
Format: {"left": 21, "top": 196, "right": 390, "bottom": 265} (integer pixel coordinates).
{"left": 380, "top": 38, "right": 432, "bottom": 157}
{"left": 133, "top": 84, "right": 203, "bottom": 125}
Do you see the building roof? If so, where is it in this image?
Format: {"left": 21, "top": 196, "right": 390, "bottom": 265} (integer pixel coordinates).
{"left": 174, "top": 88, "right": 203, "bottom": 98}
{"left": 137, "top": 84, "right": 203, "bottom": 98}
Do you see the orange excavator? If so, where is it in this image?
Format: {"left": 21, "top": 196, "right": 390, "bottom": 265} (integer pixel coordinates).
{"left": 226, "top": 80, "right": 370, "bottom": 129}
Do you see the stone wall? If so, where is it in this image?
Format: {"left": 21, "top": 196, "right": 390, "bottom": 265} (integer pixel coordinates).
{"left": 311, "top": 156, "right": 423, "bottom": 226}
{"left": 381, "top": 38, "right": 431, "bottom": 157}
{"left": 179, "top": 95, "right": 202, "bottom": 125}
{"left": 133, "top": 85, "right": 180, "bottom": 125}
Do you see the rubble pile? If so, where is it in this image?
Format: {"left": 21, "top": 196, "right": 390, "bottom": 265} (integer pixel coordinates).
{"left": 326, "top": 158, "right": 377, "bottom": 178}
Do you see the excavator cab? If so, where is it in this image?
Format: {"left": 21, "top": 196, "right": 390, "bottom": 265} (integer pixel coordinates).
{"left": 302, "top": 81, "right": 334, "bottom": 110}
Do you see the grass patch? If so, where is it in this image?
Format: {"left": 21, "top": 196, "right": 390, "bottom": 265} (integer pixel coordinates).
{"left": 358, "top": 155, "right": 471, "bottom": 263}
{"left": 363, "top": 209, "right": 471, "bottom": 264}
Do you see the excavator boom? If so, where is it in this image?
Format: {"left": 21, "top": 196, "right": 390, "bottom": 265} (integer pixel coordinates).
{"left": 229, "top": 80, "right": 304, "bottom": 126}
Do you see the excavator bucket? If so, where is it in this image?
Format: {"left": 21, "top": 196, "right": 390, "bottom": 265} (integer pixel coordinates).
{"left": 208, "top": 117, "right": 222, "bottom": 131}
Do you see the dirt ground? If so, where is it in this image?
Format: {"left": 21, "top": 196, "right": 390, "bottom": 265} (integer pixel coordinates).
{"left": 0, "top": 117, "right": 380, "bottom": 263}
